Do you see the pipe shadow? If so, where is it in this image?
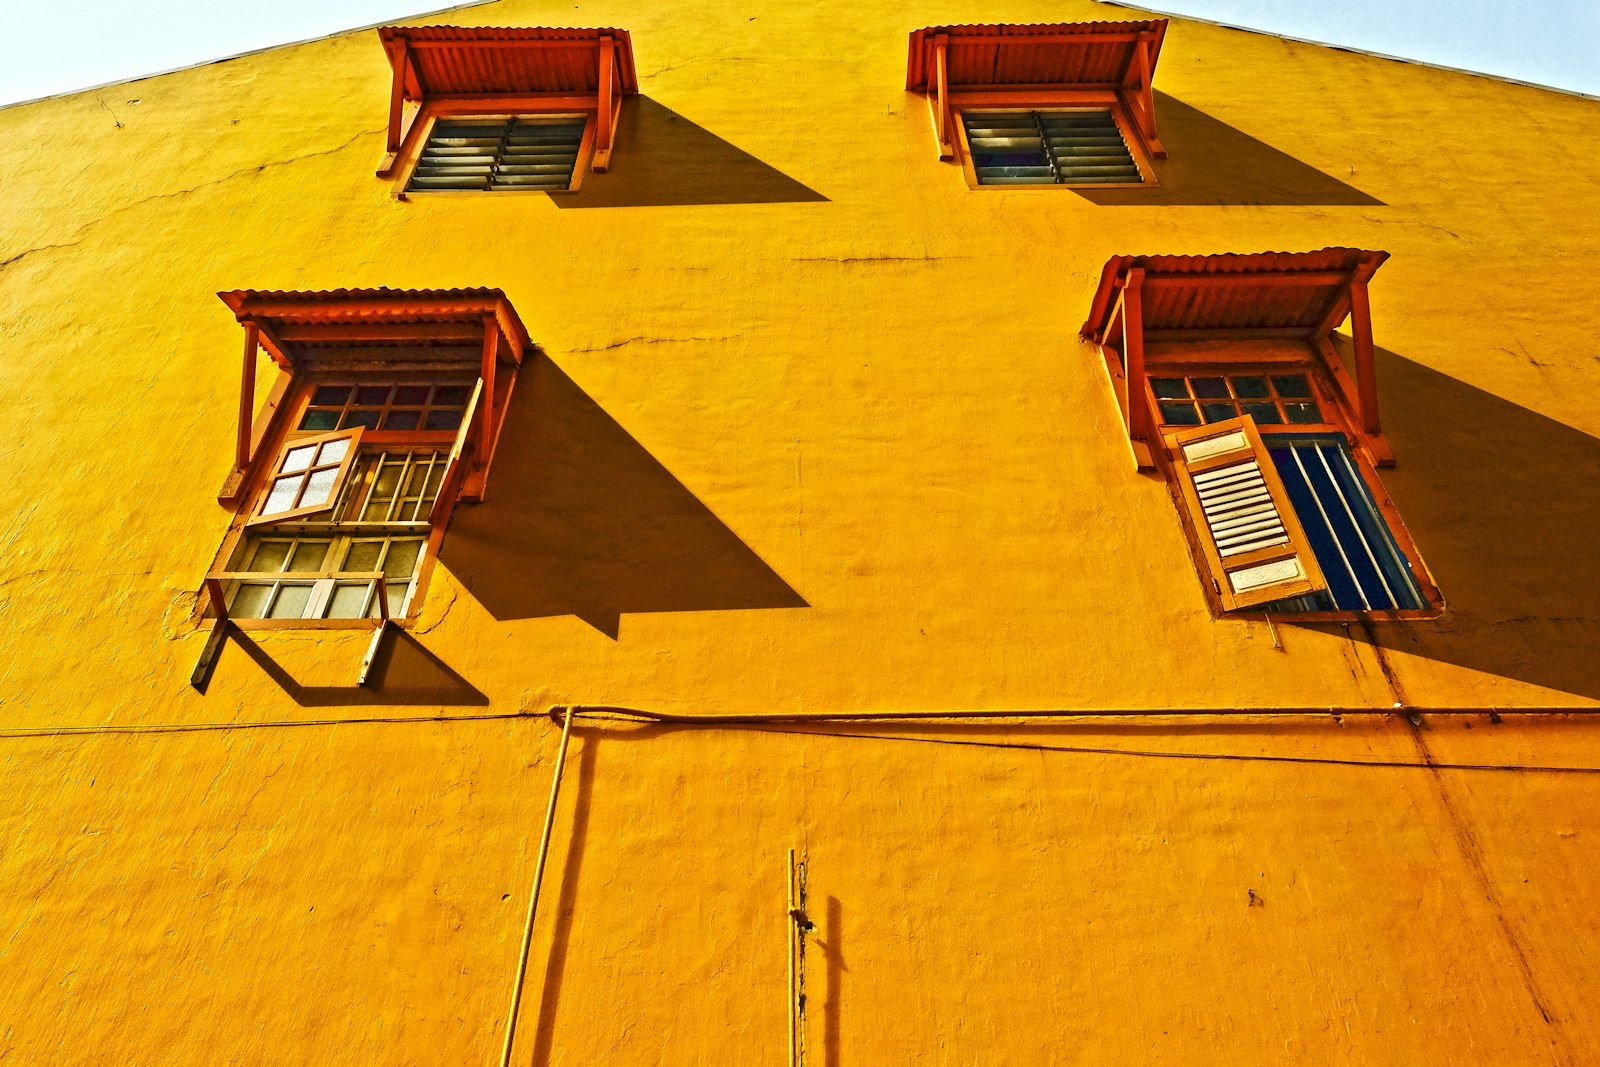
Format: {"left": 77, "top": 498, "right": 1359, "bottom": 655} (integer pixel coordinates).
{"left": 1292, "top": 340, "right": 1600, "bottom": 700}
{"left": 818, "top": 895, "right": 846, "bottom": 1067}
{"left": 438, "top": 356, "right": 809, "bottom": 637}
{"left": 554, "top": 96, "right": 828, "bottom": 208}
{"left": 1078, "top": 91, "right": 1383, "bottom": 206}
{"left": 217, "top": 626, "right": 488, "bottom": 706}
{"left": 527, "top": 736, "right": 597, "bottom": 1067}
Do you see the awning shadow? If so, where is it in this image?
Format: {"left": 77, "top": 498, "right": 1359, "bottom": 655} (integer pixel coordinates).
{"left": 438, "top": 356, "right": 809, "bottom": 637}
{"left": 219, "top": 626, "right": 488, "bottom": 707}
{"left": 554, "top": 96, "right": 828, "bottom": 208}
{"left": 1079, "top": 91, "right": 1383, "bottom": 206}
{"left": 1293, "top": 340, "right": 1600, "bottom": 700}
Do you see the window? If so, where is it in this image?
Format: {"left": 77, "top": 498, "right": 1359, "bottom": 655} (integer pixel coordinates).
{"left": 407, "top": 117, "right": 588, "bottom": 192}
{"left": 1079, "top": 249, "right": 1440, "bottom": 618}
{"left": 206, "top": 289, "right": 529, "bottom": 628}
{"left": 375, "top": 26, "right": 637, "bottom": 194}
{"left": 906, "top": 21, "right": 1167, "bottom": 189}
{"left": 961, "top": 109, "right": 1145, "bottom": 186}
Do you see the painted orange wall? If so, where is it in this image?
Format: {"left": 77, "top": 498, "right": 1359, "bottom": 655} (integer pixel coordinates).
{"left": 2, "top": 0, "right": 1599, "bottom": 1062}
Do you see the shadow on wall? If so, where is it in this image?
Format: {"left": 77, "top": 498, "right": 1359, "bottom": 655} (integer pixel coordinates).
{"left": 1078, "top": 91, "right": 1383, "bottom": 207}
{"left": 214, "top": 626, "right": 488, "bottom": 706}
{"left": 439, "top": 356, "right": 808, "bottom": 637}
{"left": 1297, "top": 341, "right": 1600, "bottom": 701}
{"left": 526, "top": 734, "right": 596, "bottom": 1067}
{"left": 554, "top": 96, "right": 829, "bottom": 208}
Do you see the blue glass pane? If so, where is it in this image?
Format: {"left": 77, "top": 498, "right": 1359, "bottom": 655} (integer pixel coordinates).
{"left": 1230, "top": 376, "right": 1270, "bottom": 398}
{"left": 1285, "top": 401, "right": 1323, "bottom": 424}
{"left": 299, "top": 409, "right": 339, "bottom": 431}
{"left": 1271, "top": 374, "right": 1312, "bottom": 398}
{"left": 1159, "top": 401, "right": 1201, "bottom": 425}
{"left": 1150, "top": 378, "right": 1189, "bottom": 399}
{"left": 1199, "top": 401, "right": 1236, "bottom": 424}
{"left": 1242, "top": 402, "right": 1282, "bottom": 425}
{"left": 1191, "top": 377, "right": 1229, "bottom": 398}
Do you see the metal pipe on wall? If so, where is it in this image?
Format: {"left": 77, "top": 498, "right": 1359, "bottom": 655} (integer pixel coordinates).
{"left": 497, "top": 707, "right": 575, "bottom": 1067}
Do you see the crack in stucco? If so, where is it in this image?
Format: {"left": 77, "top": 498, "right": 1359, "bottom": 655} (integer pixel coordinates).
{"left": 0, "top": 127, "right": 383, "bottom": 275}
{"left": 790, "top": 255, "right": 971, "bottom": 264}
{"left": 574, "top": 335, "right": 738, "bottom": 352}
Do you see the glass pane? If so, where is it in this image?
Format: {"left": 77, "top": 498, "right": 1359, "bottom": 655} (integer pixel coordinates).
{"left": 1158, "top": 401, "right": 1201, "bottom": 425}
{"left": 267, "top": 583, "right": 313, "bottom": 619}
{"left": 1285, "top": 402, "right": 1323, "bottom": 424}
{"left": 288, "top": 540, "right": 330, "bottom": 572}
{"left": 355, "top": 385, "right": 391, "bottom": 406}
{"left": 262, "top": 476, "right": 302, "bottom": 515}
{"left": 371, "top": 460, "right": 403, "bottom": 499}
{"left": 378, "top": 582, "right": 408, "bottom": 619}
{"left": 280, "top": 444, "right": 317, "bottom": 473}
{"left": 1150, "top": 378, "right": 1189, "bottom": 399}
{"left": 326, "top": 583, "right": 371, "bottom": 619}
{"left": 1230, "top": 376, "right": 1270, "bottom": 398}
{"left": 344, "top": 541, "right": 384, "bottom": 572}
{"left": 433, "top": 384, "right": 472, "bottom": 406}
{"left": 393, "top": 385, "right": 430, "bottom": 405}
{"left": 318, "top": 437, "right": 351, "bottom": 464}
{"left": 311, "top": 385, "right": 351, "bottom": 406}
{"left": 301, "top": 466, "right": 338, "bottom": 507}
{"left": 340, "top": 410, "right": 382, "bottom": 430}
{"left": 1191, "top": 377, "right": 1229, "bottom": 399}
{"left": 425, "top": 409, "right": 464, "bottom": 431}
{"left": 403, "top": 462, "right": 434, "bottom": 499}
{"left": 1271, "top": 374, "right": 1313, "bottom": 398}
{"left": 384, "top": 539, "right": 424, "bottom": 578}
{"left": 382, "top": 410, "right": 421, "bottom": 431}
{"left": 247, "top": 540, "right": 293, "bottom": 572}
{"left": 299, "top": 409, "right": 340, "bottom": 431}
{"left": 1199, "top": 401, "right": 1237, "bottom": 424}
{"left": 1241, "top": 402, "right": 1283, "bottom": 425}
{"left": 229, "top": 583, "right": 273, "bottom": 619}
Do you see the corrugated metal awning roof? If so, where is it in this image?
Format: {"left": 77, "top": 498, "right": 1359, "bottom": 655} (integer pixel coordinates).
{"left": 218, "top": 288, "right": 532, "bottom": 363}
{"left": 379, "top": 26, "right": 639, "bottom": 97}
{"left": 906, "top": 21, "right": 1166, "bottom": 92}
{"left": 1079, "top": 249, "right": 1390, "bottom": 339}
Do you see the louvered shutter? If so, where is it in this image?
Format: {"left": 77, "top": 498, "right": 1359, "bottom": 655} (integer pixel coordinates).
{"left": 408, "top": 117, "right": 586, "bottom": 192}
{"left": 962, "top": 110, "right": 1142, "bottom": 186}
{"left": 1166, "top": 416, "right": 1327, "bottom": 610}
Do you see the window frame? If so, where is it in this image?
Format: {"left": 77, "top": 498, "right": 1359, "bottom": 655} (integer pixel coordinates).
{"left": 207, "top": 376, "right": 469, "bottom": 630}
{"left": 952, "top": 93, "right": 1157, "bottom": 191}
{"left": 1146, "top": 350, "right": 1441, "bottom": 621}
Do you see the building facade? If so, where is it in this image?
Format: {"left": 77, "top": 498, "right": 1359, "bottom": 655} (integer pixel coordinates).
{"left": 2, "top": 0, "right": 1600, "bottom": 1063}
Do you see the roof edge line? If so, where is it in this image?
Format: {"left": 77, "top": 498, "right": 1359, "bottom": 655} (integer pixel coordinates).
{"left": 0, "top": 0, "right": 500, "bottom": 113}
{"left": 1096, "top": 0, "right": 1600, "bottom": 103}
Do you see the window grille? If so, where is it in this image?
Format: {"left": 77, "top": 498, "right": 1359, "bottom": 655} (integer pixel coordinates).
{"left": 407, "top": 117, "right": 586, "bottom": 191}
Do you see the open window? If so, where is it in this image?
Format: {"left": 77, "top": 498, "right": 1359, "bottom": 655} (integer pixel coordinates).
{"left": 375, "top": 25, "right": 638, "bottom": 194}
{"left": 205, "top": 289, "right": 528, "bottom": 626}
{"left": 905, "top": 21, "right": 1166, "bottom": 188}
{"left": 1079, "top": 249, "right": 1441, "bottom": 618}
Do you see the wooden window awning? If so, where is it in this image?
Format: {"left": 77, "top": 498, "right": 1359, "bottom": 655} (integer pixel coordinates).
{"left": 905, "top": 21, "right": 1166, "bottom": 160}
{"left": 1078, "top": 248, "right": 1393, "bottom": 469}
{"left": 376, "top": 25, "right": 638, "bottom": 176}
{"left": 216, "top": 287, "right": 532, "bottom": 503}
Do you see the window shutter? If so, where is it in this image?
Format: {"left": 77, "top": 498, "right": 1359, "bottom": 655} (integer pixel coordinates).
{"left": 963, "top": 110, "right": 1141, "bottom": 185}
{"left": 1165, "top": 416, "right": 1327, "bottom": 610}
{"left": 408, "top": 117, "right": 586, "bottom": 192}
{"left": 248, "top": 426, "right": 364, "bottom": 527}
{"left": 432, "top": 378, "right": 484, "bottom": 524}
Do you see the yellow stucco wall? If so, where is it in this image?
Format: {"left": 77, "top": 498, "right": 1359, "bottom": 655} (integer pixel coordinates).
{"left": 3, "top": 0, "right": 1600, "bottom": 1062}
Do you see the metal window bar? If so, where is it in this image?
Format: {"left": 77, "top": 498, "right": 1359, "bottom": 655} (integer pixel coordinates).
{"left": 1311, "top": 442, "right": 1400, "bottom": 609}
{"left": 1324, "top": 443, "right": 1425, "bottom": 609}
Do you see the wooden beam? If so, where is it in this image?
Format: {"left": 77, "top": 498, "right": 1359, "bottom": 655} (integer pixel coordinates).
{"left": 478, "top": 318, "right": 499, "bottom": 478}
{"left": 1142, "top": 327, "right": 1314, "bottom": 342}
{"left": 595, "top": 35, "right": 615, "bottom": 171}
{"left": 1348, "top": 278, "right": 1380, "bottom": 435}
{"left": 934, "top": 36, "right": 953, "bottom": 160}
{"left": 1131, "top": 35, "right": 1164, "bottom": 156}
{"left": 237, "top": 322, "right": 259, "bottom": 471}
{"left": 273, "top": 322, "right": 485, "bottom": 343}
{"left": 1121, "top": 268, "right": 1150, "bottom": 448}
{"left": 386, "top": 41, "right": 411, "bottom": 155}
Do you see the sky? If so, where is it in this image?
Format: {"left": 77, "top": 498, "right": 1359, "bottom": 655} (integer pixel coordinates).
{"left": 1, "top": 0, "right": 1597, "bottom": 107}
